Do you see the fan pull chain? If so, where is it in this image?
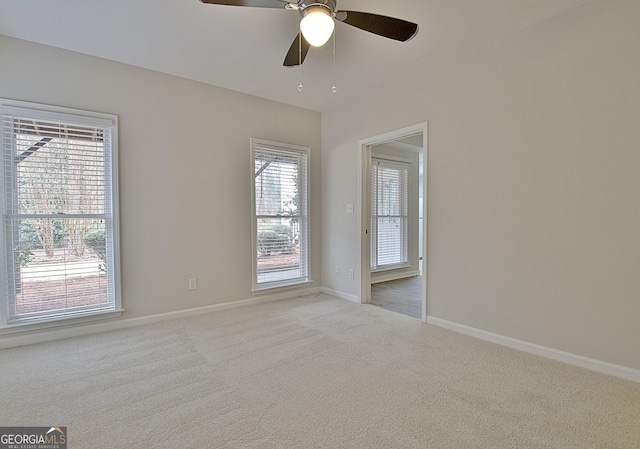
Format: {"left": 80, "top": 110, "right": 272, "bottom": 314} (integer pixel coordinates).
{"left": 331, "top": 27, "right": 337, "bottom": 93}
{"left": 298, "top": 32, "right": 304, "bottom": 92}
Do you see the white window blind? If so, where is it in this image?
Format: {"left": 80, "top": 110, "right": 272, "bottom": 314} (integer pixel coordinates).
{"left": 1, "top": 101, "right": 120, "bottom": 326}
{"left": 371, "top": 159, "right": 409, "bottom": 271}
{"left": 251, "top": 139, "right": 309, "bottom": 290}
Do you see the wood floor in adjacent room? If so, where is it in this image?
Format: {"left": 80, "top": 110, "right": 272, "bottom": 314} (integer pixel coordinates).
{"left": 371, "top": 275, "right": 422, "bottom": 319}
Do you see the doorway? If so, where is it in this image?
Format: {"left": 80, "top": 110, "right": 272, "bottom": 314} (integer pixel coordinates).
{"left": 358, "top": 123, "right": 427, "bottom": 321}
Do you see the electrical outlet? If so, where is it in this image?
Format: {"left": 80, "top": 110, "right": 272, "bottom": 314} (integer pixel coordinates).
{"left": 335, "top": 266, "right": 340, "bottom": 276}
{"left": 348, "top": 269, "right": 354, "bottom": 279}
{"left": 188, "top": 278, "right": 197, "bottom": 291}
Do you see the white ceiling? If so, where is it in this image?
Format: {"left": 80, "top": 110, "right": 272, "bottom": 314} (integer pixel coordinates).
{"left": 0, "top": 0, "right": 591, "bottom": 112}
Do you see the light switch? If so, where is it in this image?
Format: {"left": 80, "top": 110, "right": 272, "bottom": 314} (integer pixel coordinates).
{"left": 346, "top": 203, "right": 354, "bottom": 214}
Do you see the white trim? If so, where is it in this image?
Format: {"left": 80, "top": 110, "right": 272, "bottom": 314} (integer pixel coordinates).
{"left": 370, "top": 159, "right": 410, "bottom": 272}
{"left": 358, "top": 122, "right": 429, "bottom": 321}
{"left": 1, "top": 309, "right": 124, "bottom": 334}
{"left": 110, "top": 113, "right": 122, "bottom": 320}
{"left": 321, "top": 287, "right": 359, "bottom": 303}
{"left": 250, "top": 138, "right": 311, "bottom": 293}
{"left": 427, "top": 316, "right": 640, "bottom": 383}
{"left": 0, "top": 288, "right": 314, "bottom": 349}
{"left": 252, "top": 279, "right": 314, "bottom": 294}
{"left": 0, "top": 99, "right": 116, "bottom": 127}
{"left": 357, "top": 139, "right": 372, "bottom": 304}
{"left": 0, "top": 99, "right": 121, "bottom": 327}
{"left": 371, "top": 269, "right": 420, "bottom": 284}
{"left": 372, "top": 153, "right": 412, "bottom": 164}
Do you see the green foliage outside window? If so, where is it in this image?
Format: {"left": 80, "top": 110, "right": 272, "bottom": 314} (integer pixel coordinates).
{"left": 83, "top": 230, "right": 107, "bottom": 272}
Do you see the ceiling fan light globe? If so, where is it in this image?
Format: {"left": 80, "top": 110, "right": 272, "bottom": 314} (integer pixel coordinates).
{"left": 300, "top": 6, "right": 334, "bottom": 47}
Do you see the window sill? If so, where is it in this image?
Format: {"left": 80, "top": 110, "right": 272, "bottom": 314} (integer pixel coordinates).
{"left": 0, "top": 309, "right": 124, "bottom": 336}
{"left": 252, "top": 279, "right": 314, "bottom": 295}
{"left": 372, "top": 263, "right": 411, "bottom": 273}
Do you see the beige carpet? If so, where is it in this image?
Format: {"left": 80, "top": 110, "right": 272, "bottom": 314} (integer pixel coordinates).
{"left": 1, "top": 294, "right": 638, "bottom": 448}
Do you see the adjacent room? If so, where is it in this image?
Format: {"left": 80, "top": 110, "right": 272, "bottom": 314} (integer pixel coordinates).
{"left": 1, "top": 0, "right": 639, "bottom": 447}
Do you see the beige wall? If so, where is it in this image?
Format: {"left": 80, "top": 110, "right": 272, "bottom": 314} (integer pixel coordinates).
{"left": 322, "top": 0, "right": 640, "bottom": 370}
{"left": 0, "top": 35, "right": 322, "bottom": 320}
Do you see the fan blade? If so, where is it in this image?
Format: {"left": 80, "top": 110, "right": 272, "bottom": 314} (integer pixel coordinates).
{"left": 283, "top": 33, "right": 311, "bottom": 67}
{"left": 337, "top": 11, "right": 418, "bottom": 42}
{"left": 199, "top": 0, "right": 287, "bottom": 8}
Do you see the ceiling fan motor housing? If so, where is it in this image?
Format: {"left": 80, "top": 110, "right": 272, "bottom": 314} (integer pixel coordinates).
{"left": 297, "top": 0, "right": 336, "bottom": 17}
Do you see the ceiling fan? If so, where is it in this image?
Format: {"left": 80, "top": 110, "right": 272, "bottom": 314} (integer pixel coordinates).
{"left": 200, "top": 0, "right": 419, "bottom": 67}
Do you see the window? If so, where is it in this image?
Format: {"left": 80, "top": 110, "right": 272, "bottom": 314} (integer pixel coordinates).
{"left": 251, "top": 139, "right": 309, "bottom": 291}
{"left": 371, "top": 158, "right": 409, "bottom": 271}
{"left": 1, "top": 99, "right": 120, "bottom": 328}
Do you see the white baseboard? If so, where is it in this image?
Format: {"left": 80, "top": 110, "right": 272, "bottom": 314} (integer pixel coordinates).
{"left": 0, "top": 289, "right": 312, "bottom": 350}
{"left": 321, "top": 287, "right": 359, "bottom": 303}
{"left": 427, "top": 316, "right": 640, "bottom": 383}
{"left": 8, "top": 291, "right": 637, "bottom": 384}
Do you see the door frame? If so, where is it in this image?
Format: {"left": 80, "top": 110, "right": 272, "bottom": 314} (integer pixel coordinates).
{"left": 357, "top": 122, "right": 428, "bottom": 322}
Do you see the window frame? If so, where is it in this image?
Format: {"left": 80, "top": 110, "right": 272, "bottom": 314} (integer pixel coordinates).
{"left": 0, "top": 99, "right": 122, "bottom": 332}
{"left": 250, "top": 138, "right": 311, "bottom": 293}
{"left": 370, "top": 157, "right": 410, "bottom": 272}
